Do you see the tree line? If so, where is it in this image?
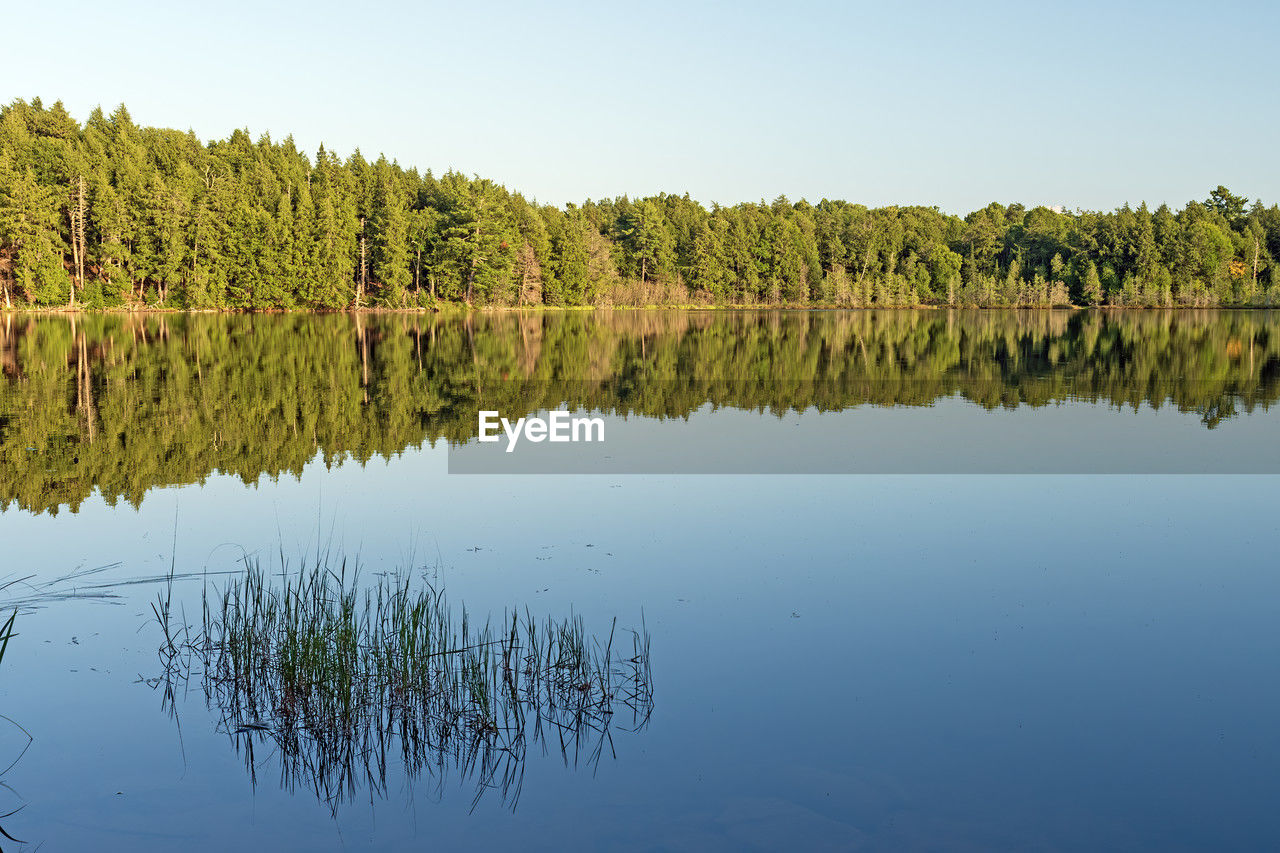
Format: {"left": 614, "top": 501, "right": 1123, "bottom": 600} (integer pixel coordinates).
{"left": 1, "top": 98, "right": 1279, "bottom": 310}
{"left": 3, "top": 309, "right": 1276, "bottom": 513}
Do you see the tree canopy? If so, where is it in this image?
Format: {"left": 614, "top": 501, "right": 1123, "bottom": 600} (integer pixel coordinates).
{"left": 2, "top": 98, "right": 1279, "bottom": 310}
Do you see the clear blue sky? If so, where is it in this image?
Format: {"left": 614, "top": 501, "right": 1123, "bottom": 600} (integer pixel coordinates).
{"left": 2, "top": 0, "right": 1276, "bottom": 213}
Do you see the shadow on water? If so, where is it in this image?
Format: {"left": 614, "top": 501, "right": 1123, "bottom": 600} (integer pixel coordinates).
{"left": 146, "top": 555, "right": 654, "bottom": 814}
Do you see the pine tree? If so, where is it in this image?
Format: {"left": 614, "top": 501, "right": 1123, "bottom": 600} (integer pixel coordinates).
{"left": 689, "top": 220, "right": 729, "bottom": 299}
{"left": 548, "top": 206, "right": 591, "bottom": 305}
{"left": 619, "top": 200, "right": 674, "bottom": 284}
{"left": 1082, "top": 260, "right": 1103, "bottom": 306}
{"left": 369, "top": 162, "right": 411, "bottom": 306}
{"left": 0, "top": 157, "right": 70, "bottom": 304}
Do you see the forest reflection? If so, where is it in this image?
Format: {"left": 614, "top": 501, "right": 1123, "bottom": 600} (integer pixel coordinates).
{"left": 1, "top": 308, "right": 1277, "bottom": 513}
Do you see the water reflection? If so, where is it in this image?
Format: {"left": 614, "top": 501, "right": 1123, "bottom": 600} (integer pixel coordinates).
{"left": 1, "top": 309, "right": 1277, "bottom": 511}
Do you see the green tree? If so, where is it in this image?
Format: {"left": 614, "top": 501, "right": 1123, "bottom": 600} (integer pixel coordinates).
{"left": 1081, "top": 260, "right": 1103, "bottom": 306}
{"left": 369, "top": 160, "right": 411, "bottom": 306}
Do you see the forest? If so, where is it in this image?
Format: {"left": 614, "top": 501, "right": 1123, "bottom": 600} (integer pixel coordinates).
{"left": 1, "top": 98, "right": 1279, "bottom": 310}
{"left": 3, "top": 309, "right": 1277, "bottom": 513}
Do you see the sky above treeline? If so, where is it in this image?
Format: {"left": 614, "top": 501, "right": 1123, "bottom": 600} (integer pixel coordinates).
{"left": 3, "top": 0, "right": 1277, "bottom": 214}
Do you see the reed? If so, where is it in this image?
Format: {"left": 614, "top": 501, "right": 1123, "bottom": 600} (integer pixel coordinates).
{"left": 0, "top": 611, "right": 14, "bottom": 669}
{"left": 0, "top": 610, "right": 28, "bottom": 846}
{"left": 155, "top": 554, "right": 653, "bottom": 812}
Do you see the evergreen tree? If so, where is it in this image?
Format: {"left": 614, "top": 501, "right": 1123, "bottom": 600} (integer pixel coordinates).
{"left": 0, "top": 99, "right": 1276, "bottom": 311}
{"left": 1082, "top": 260, "right": 1103, "bottom": 306}
{"left": 369, "top": 160, "right": 411, "bottom": 306}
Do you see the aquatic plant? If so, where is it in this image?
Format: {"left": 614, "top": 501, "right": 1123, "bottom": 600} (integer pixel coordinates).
{"left": 0, "top": 609, "right": 27, "bottom": 850}
{"left": 0, "top": 561, "right": 219, "bottom": 613}
{"left": 0, "top": 611, "right": 13, "bottom": 669}
{"left": 153, "top": 554, "right": 652, "bottom": 812}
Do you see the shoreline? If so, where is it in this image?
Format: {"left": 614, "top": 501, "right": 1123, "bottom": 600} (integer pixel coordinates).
{"left": 3, "top": 303, "right": 1278, "bottom": 316}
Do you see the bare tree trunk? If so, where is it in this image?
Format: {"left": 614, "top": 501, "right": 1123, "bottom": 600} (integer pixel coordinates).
{"left": 466, "top": 223, "right": 480, "bottom": 304}
{"left": 357, "top": 217, "right": 367, "bottom": 308}
{"left": 77, "top": 176, "right": 86, "bottom": 289}
{"left": 67, "top": 174, "right": 87, "bottom": 308}
{"left": 68, "top": 220, "right": 79, "bottom": 309}
{"left": 1253, "top": 236, "right": 1260, "bottom": 299}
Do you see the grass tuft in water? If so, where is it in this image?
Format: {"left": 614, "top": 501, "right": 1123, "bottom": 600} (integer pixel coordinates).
{"left": 155, "top": 554, "right": 653, "bottom": 812}
{"left": 0, "top": 611, "right": 15, "bottom": 670}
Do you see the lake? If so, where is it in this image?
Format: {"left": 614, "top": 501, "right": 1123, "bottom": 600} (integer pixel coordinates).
{"left": 1, "top": 309, "right": 1278, "bottom": 850}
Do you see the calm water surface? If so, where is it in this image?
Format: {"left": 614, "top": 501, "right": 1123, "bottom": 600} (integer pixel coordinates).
{"left": 1, "top": 310, "right": 1277, "bottom": 850}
